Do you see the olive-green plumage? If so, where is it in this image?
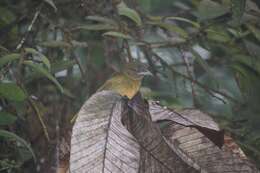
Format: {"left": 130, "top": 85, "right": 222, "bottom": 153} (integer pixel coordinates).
{"left": 97, "top": 62, "right": 150, "bottom": 99}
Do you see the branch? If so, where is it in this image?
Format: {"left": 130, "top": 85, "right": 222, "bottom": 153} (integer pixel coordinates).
{"left": 124, "top": 40, "right": 133, "bottom": 62}
{"left": 137, "top": 40, "right": 187, "bottom": 49}
{"left": 16, "top": 5, "right": 42, "bottom": 50}
{"left": 72, "top": 52, "right": 85, "bottom": 79}
{"left": 179, "top": 48, "right": 201, "bottom": 105}
{"left": 28, "top": 98, "right": 50, "bottom": 142}
{"left": 152, "top": 52, "right": 240, "bottom": 104}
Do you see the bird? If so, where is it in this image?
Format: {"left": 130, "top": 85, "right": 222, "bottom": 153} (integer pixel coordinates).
{"left": 97, "top": 61, "right": 151, "bottom": 99}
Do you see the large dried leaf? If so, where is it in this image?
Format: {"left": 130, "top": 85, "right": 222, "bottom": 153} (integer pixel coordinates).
{"left": 125, "top": 93, "right": 200, "bottom": 172}
{"left": 70, "top": 91, "right": 140, "bottom": 172}
{"left": 161, "top": 123, "right": 260, "bottom": 173}
{"left": 70, "top": 91, "right": 200, "bottom": 172}
{"left": 149, "top": 101, "right": 224, "bottom": 148}
{"left": 70, "top": 91, "right": 259, "bottom": 172}
{"left": 149, "top": 101, "right": 219, "bottom": 130}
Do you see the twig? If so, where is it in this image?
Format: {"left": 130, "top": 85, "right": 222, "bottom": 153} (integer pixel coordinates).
{"left": 179, "top": 48, "right": 199, "bottom": 105}
{"left": 12, "top": 67, "right": 50, "bottom": 142}
{"left": 137, "top": 40, "right": 186, "bottom": 49}
{"left": 141, "top": 47, "right": 158, "bottom": 75}
{"left": 131, "top": 5, "right": 237, "bottom": 104}
{"left": 28, "top": 98, "right": 50, "bottom": 142}
{"left": 124, "top": 40, "right": 133, "bottom": 62}
{"left": 13, "top": 3, "right": 50, "bottom": 142}
{"left": 16, "top": 5, "right": 42, "bottom": 50}
{"left": 152, "top": 52, "right": 239, "bottom": 104}
{"left": 72, "top": 52, "right": 85, "bottom": 79}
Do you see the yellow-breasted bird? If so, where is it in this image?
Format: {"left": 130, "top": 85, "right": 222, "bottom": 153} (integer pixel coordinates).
{"left": 97, "top": 61, "right": 151, "bottom": 99}
{"left": 70, "top": 61, "right": 151, "bottom": 123}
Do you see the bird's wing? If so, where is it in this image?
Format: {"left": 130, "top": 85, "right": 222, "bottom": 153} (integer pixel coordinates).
{"left": 96, "top": 74, "right": 141, "bottom": 99}
{"left": 96, "top": 74, "right": 122, "bottom": 92}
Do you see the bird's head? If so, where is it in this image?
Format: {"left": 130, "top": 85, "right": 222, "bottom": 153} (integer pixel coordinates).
{"left": 122, "top": 61, "right": 152, "bottom": 80}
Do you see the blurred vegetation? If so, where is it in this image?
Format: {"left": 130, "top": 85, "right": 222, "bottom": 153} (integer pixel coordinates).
{"left": 0, "top": 0, "right": 260, "bottom": 172}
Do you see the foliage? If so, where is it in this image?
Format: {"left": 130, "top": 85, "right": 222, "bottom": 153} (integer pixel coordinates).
{"left": 0, "top": 0, "right": 260, "bottom": 172}
{"left": 70, "top": 90, "right": 259, "bottom": 172}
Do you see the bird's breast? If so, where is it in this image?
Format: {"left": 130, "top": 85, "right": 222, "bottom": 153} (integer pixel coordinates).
{"left": 107, "top": 74, "right": 141, "bottom": 99}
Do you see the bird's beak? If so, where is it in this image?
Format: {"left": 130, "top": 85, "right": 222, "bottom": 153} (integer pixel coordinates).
{"left": 138, "top": 71, "right": 153, "bottom": 76}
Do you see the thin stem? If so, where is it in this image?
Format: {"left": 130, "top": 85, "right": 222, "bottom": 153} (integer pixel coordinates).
{"left": 179, "top": 48, "right": 198, "bottom": 106}
{"left": 124, "top": 40, "right": 133, "bottom": 62}
{"left": 16, "top": 4, "right": 42, "bottom": 50}
{"left": 28, "top": 98, "right": 50, "bottom": 142}
{"left": 152, "top": 52, "right": 239, "bottom": 104}
{"left": 72, "top": 52, "right": 85, "bottom": 79}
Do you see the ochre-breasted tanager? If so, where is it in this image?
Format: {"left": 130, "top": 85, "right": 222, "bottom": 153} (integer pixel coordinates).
{"left": 97, "top": 61, "right": 151, "bottom": 99}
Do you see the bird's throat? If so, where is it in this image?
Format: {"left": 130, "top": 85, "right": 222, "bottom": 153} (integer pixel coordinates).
{"left": 116, "top": 74, "right": 142, "bottom": 99}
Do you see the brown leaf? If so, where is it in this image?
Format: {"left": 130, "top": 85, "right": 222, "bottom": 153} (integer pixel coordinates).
{"left": 70, "top": 91, "right": 140, "bottom": 172}
{"left": 161, "top": 123, "right": 260, "bottom": 173}
{"left": 149, "top": 101, "right": 224, "bottom": 148}
{"left": 224, "top": 135, "right": 247, "bottom": 159}
{"left": 70, "top": 92, "right": 259, "bottom": 172}
{"left": 70, "top": 92, "right": 201, "bottom": 172}
{"left": 125, "top": 93, "right": 201, "bottom": 172}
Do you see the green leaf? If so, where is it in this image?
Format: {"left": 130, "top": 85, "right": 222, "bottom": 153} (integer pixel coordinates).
{"left": 247, "top": 24, "right": 260, "bottom": 42}
{"left": 51, "top": 60, "right": 76, "bottom": 73}
{"left": 0, "top": 130, "right": 36, "bottom": 162}
{"left": 25, "top": 48, "right": 51, "bottom": 70}
{"left": 191, "top": 49, "right": 212, "bottom": 74}
{"left": 63, "top": 88, "right": 76, "bottom": 98}
{"left": 0, "top": 83, "right": 27, "bottom": 101}
{"left": 73, "top": 24, "right": 117, "bottom": 31}
{"left": 23, "top": 60, "right": 64, "bottom": 93}
{"left": 198, "top": 0, "right": 229, "bottom": 21}
{"left": 0, "top": 7, "right": 16, "bottom": 23}
{"left": 191, "top": 48, "right": 219, "bottom": 87}
{"left": 0, "top": 45, "right": 9, "bottom": 53}
{"left": 0, "top": 7, "right": 18, "bottom": 43}
{"left": 234, "top": 54, "right": 260, "bottom": 75}
{"left": 25, "top": 60, "right": 76, "bottom": 83}
{"left": 243, "top": 40, "right": 260, "bottom": 58}
{"left": 149, "top": 22, "right": 188, "bottom": 38}
{"left": 231, "top": 63, "right": 249, "bottom": 78}
{"left": 43, "top": 0, "right": 57, "bottom": 12}
{"left": 227, "top": 28, "right": 240, "bottom": 38}
{"left": 0, "top": 53, "right": 20, "bottom": 68}
{"left": 85, "top": 16, "right": 117, "bottom": 26}
{"left": 117, "top": 2, "right": 142, "bottom": 26}
{"left": 206, "top": 28, "right": 231, "bottom": 43}
{"left": 139, "top": 0, "right": 152, "bottom": 12}
{"left": 166, "top": 16, "right": 200, "bottom": 28}
{"left": 103, "top": 31, "right": 133, "bottom": 40}
{"left": 0, "top": 111, "right": 17, "bottom": 125}
{"left": 231, "top": 0, "right": 246, "bottom": 26}
{"left": 41, "top": 41, "right": 71, "bottom": 48}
